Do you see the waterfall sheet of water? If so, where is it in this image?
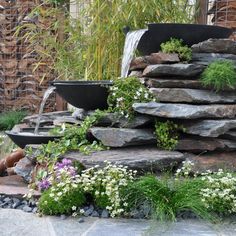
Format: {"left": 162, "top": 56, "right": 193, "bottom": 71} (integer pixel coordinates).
{"left": 121, "top": 29, "right": 147, "bottom": 78}
{"left": 34, "top": 86, "right": 56, "bottom": 134}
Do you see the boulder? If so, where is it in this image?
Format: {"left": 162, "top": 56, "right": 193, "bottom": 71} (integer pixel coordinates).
{"left": 150, "top": 88, "right": 236, "bottom": 104}
{"left": 90, "top": 127, "right": 156, "bottom": 147}
{"left": 176, "top": 137, "right": 236, "bottom": 152}
{"left": 133, "top": 102, "right": 236, "bottom": 119}
{"left": 185, "top": 119, "right": 236, "bottom": 137}
{"left": 187, "top": 152, "right": 236, "bottom": 173}
{"left": 130, "top": 52, "right": 179, "bottom": 70}
{"left": 61, "top": 146, "right": 185, "bottom": 173}
{"left": 192, "top": 53, "right": 236, "bottom": 66}
{"left": 191, "top": 39, "right": 236, "bottom": 54}
{"left": 143, "top": 64, "right": 204, "bottom": 77}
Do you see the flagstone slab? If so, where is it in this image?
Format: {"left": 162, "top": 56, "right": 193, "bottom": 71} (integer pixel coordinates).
{"left": 133, "top": 102, "right": 236, "bottom": 119}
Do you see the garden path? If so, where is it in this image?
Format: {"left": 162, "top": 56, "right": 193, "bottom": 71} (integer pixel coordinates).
{"left": 0, "top": 209, "right": 236, "bottom": 236}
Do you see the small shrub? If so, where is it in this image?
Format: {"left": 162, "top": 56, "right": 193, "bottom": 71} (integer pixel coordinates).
{"left": 38, "top": 187, "right": 85, "bottom": 215}
{"left": 107, "top": 77, "right": 155, "bottom": 119}
{"left": 0, "top": 110, "right": 27, "bottom": 130}
{"left": 155, "top": 120, "right": 182, "bottom": 151}
{"left": 200, "top": 60, "right": 236, "bottom": 91}
{"left": 160, "top": 38, "right": 192, "bottom": 62}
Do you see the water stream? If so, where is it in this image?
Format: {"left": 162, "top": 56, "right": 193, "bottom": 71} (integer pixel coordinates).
{"left": 34, "top": 86, "right": 56, "bottom": 134}
{"left": 121, "top": 29, "right": 147, "bottom": 78}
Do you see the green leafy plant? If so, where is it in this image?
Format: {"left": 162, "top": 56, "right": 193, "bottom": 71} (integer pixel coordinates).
{"left": 155, "top": 120, "right": 183, "bottom": 151}
{"left": 107, "top": 77, "right": 155, "bottom": 119}
{"left": 160, "top": 38, "right": 192, "bottom": 62}
{"left": 0, "top": 110, "right": 27, "bottom": 131}
{"left": 200, "top": 60, "right": 236, "bottom": 91}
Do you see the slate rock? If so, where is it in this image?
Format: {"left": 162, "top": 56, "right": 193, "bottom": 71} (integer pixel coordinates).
{"left": 62, "top": 146, "right": 185, "bottom": 173}
{"left": 150, "top": 88, "right": 236, "bottom": 104}
{"left": 191, "top": 39, "right": 236, "bottom": 54}
{"left": 130, "top": 52, "right": 179, "bottom": 70}
{"left": 129, "top": 70, "right": 143, "bottom": 77}
{"left": 143, "top": 64, "right": 204, "bottom": 77}
{"left": 192, "top": 53, "right": 236, "bottom": 66}
{"left": 185, "top": 119, "right": 236, "bottom": 137}
{"left": 22, "top": 205, "right": 33, "bottom": 213}
{"left": 84, "top": 205, "right": 94, "bottom": 217}
{"left": 176, "top": 137, "right": 236, "bottom": 153}
{"left": 222, "top": 131, "right": 236, "bottom": 140}
{"left": 187, "top": 152, "right": 236, "bottom": 173}
{"left": 91, "top": 211, "right": 100, "bottom": 217}
{"left": 90, "top": 127, "right": 156, "bottom": 147}
{"left": 14, "top": 157, "right": 35, "bottom": 183}
{"left": 133, "top": 102, "right": 236, "bottom": 119}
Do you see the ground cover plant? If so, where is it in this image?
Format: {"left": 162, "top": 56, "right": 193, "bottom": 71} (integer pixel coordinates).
{"left": 0, "top": 110, "right": 27, "bottom": 131}
{"left": 160, "top": 38, "right": 192, "bottom": 62}
{"left": 200, "top": 60, "right": 236, "bottom": 91}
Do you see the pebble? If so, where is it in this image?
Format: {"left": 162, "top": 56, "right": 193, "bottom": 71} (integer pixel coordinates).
{"left": 78, "top": 217, "right": 85, "bottom": 223}
{"left": 101, "top": 209, "right": 109, "bottom": 218}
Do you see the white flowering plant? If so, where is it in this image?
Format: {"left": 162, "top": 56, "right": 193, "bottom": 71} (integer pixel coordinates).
{"left": 200, "top": 169, "right": 236, "bottom": 215}
{"left": 79, "top": 161, "right": 136, "bottom": 217}
{"left": 107, "top": 77, "right": 155, "bottom": 119}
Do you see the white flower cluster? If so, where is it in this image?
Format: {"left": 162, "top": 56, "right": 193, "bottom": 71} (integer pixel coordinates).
{"left": 200, "top": 169, "right": 236, "bottom": 213}
{"left": 79, "top": 161, "right": 136, "bottom": 217}
{"left": 175, "top": 160, "right": 194, "bottom": 177}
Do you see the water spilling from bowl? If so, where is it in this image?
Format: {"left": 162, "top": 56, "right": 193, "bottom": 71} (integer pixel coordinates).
{"left": 121, "top": 29, "right": 147, "bottom": 78}
{"left": 34, "top": 86, "right": 56, "bottom": 134}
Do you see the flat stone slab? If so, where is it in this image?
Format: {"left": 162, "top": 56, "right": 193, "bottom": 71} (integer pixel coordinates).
{"left": 177, "top": 137, "right": 236, "bottom": 152}
{"left": 133, "top": 102, "right": 236, "bottom": 119}
{"left": 191, "top": 38, "right": 236, "bottom": 54}
{"left": 143, "top": 64, "right": 204, "bottom": 77}
{"left": 90, "top": 127, "right": 156, "bottom": 147}
{"left": 150, "top": 88, "right": 236, "bottom": 104}
{"left": 185, "top": 119, "right": 236, "bottom": 137}
{"left": 0, "top": 175, "right": 40, "bottom": 197}
{"left": 192, "top": 53, "right": 236, "bottom": 66}
{"left": 187, "top": 152, "right": 236, "bottom": 173}
{"left": 62, "top": 147, "right": 185, "bottom": 173}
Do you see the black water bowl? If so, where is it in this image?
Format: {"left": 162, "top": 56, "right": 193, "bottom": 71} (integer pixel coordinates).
{"left": 5, "top": 128, "right": 63, "bottom": 148}
{"left": 51, "top": 80, "right": 113, "bottom": 110}
{"left": 137, "top": 23, "right": 233, "bottom": 55}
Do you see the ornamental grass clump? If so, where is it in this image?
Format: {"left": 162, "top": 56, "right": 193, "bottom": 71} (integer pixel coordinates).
{"left": 107, "top": 77, "right": 155, "bottom": 119}
{"left": 160, "top": 38, "right": 192, "bottom": 62}
{"left": 200, "top": 60, "right": 236, "bottom": 91}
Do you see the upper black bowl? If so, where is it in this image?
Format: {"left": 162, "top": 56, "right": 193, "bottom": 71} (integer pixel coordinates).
{"left": 5, "top": 128, "right": 62, "bottom": 148}
{"left": 51, "top": 80, "right": 113, "bottom": 110}
{"left": 137, "top": 23, "right": 233, "bottom": 55}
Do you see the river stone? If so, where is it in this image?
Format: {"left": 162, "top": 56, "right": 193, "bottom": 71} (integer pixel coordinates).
{"left": 186, "top": 152, "right": 236, "bottom": 173}
{"left": 185, "top": 120, "right": 236, "bottom": 137}
{"left": 130, "top": 52, "right": 179, "bottom": 70}
{"left": 90, "top": 127, "right": 156, "bottom": 147}
{"left": 133, "top": 102, "right": 236, "bottom": 119}
{"left": 150, "top": 88, "right": 236, "bottom": 104}
{"left": 192, "top": 53, "right": 236, "bottom": 66}
{"left": 61, "top": 146, "right": 185, "bottom": 173}
{"left": 142, "top": 64, "right": 204, "bottom": 77}
{"left": 14, "top": 157, "right": 34, "bottom": 183}
{"left": 176, "top": 138, "right": 236, "bottom": 152}
{"left": 191, "top": 39, "right": 236, "bottom": 54}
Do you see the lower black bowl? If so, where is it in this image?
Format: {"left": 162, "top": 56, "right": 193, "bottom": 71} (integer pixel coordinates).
{"left": 5, "top": 128, "right": 62, "bottom": 148}
{"left": 51, "top": 80, "right": 113, "bottom": 110}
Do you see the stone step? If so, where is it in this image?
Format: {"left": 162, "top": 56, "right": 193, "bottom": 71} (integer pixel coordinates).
{"left": 150, "top": 88, "right": 236, "bottom": 104}
{"left": 61, "top": 146, "right": 185, "bottom": 173}
{"left": 143, "top": 64, "right": 204, "bottom": 78}
{"left": 90, "top": 127, "right": 156, "bottom": 147}
{"left": 185, "top": 119, "right": 236, "bottom": 137}
{"left": 133, "top": 102, "right": 236, "bottom": 119}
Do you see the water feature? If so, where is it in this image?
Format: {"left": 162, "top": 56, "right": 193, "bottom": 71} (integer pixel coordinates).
{"left": 121, "top": 29, "right": 147, "bottom": 78}
{"left": 34, "top": 86, "right": 56, "bottom": 134}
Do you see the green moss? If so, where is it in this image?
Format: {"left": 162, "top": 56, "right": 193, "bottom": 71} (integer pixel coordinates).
{"left": 200, "top": 60, "right": 236, "bottom": 91}
{"left": 160, "top": 38, "right": 192, "bottom": 62}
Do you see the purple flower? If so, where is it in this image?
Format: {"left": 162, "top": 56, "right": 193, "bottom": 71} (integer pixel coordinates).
{"left": 38, "top": 179, "right": 51, "bottom": 191}
{"left": 55, "top": 158, "right": 73, "bottom": 170}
